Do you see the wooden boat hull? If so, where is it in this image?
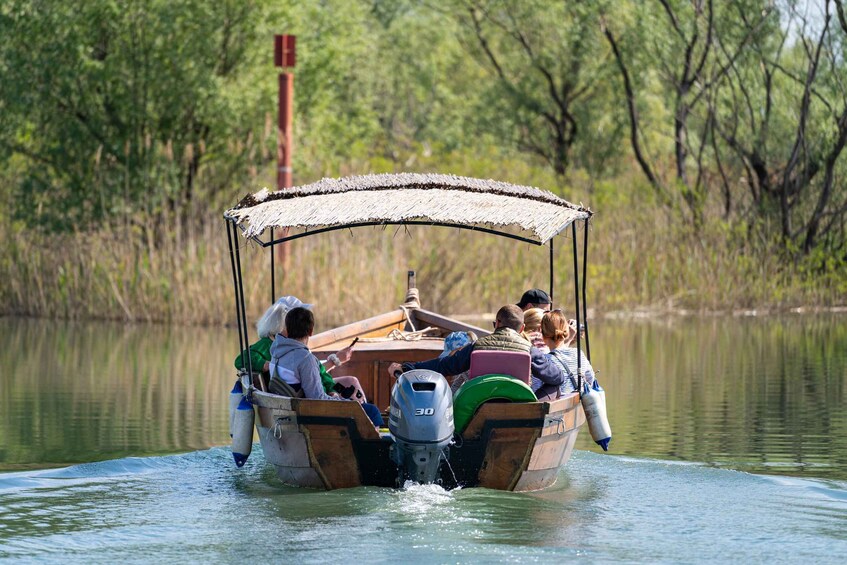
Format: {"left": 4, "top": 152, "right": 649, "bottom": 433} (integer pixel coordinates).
{"left": 251, "top": 389, "right": 583, "bottom": 491}
{"left": 246, "top": 296, "right": 585, "bottom": 492}
{"left": 446, "top": 395, "right": 584, "bottom": 491}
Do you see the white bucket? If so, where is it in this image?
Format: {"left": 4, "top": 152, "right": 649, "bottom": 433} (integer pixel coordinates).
{"left": 231, "top": 396, "right": 254, "bottom": 467}
{"left": 228, "top": 380, "right": 243, "bottom": 438}
{"left": 582, "top": 380, "right": 611, "bottom": 451}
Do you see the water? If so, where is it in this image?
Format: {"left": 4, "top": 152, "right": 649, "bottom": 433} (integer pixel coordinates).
{"left": 1, "top": 450, "right": 844, "bottom": 563}
{"left": 1, "top": 315, "right": 846, "bottom": 562}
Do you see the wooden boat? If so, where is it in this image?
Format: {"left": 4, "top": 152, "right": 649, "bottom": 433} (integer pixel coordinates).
{"left": 224, "top": 173, "right": 593, "bottom": 491}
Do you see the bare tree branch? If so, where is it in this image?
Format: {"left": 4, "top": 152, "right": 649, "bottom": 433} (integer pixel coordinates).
{"left": 836, "top": 0, "right": 847, "bottom": 33}
{"left": 602, "top": 18, "right": 663, "bottom": 193}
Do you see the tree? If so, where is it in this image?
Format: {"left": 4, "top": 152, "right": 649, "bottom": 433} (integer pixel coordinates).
{"left": 603, "top": 0, "right": 774, "bottom": 223}
{"left": 0, "top": 0, "right": 266, "bottom": 228}
{"left": 711, "top": 0, "right": 847, "bottom": 253}
{"left": 450, "top": 0, "right": 611, "bottom": 176}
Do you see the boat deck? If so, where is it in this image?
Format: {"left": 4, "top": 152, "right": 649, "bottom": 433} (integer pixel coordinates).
{"left": 313, "top": 338, "right": 445, "bottom": 408}
{"left": 307, "top": 307, "right": 486, "bottom": 408}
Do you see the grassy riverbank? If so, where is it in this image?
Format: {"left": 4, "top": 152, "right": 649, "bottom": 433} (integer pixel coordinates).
{"left": 2, "top": 155, "right": 844, "bottom": 328}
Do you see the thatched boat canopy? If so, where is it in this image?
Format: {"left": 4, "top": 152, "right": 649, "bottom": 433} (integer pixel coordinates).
{"left": 224, "top": 173, "right": 592, "bottom": 246}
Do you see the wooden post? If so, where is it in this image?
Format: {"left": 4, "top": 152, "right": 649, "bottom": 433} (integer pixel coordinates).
{"left": 277, "top": 72, "right": 294, "bottom": 190}
{"left": 274, "top": 34, "right": 296, "bottom": 270}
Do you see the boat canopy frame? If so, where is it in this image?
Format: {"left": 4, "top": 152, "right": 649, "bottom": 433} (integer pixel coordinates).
{"left": 224, "top": 173, "right": 593, "bottom": 392}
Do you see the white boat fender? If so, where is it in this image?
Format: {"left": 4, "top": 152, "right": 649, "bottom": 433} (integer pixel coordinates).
{"left": 231, "top": 395, "right": 254, "bottom": 467}
{"left": 581, "top": 380, "right": 612, "bottom": 451}
{"left": 228, "top": 379, "right": 244, "bottom": 438}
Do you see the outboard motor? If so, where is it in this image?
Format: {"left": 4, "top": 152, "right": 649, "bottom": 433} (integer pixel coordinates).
{"left": 389, "top": 369, "right": 454, "bottom": 484}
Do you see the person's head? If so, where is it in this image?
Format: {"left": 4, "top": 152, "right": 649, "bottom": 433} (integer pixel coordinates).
{"left": 565, "top": 318, "right": 585, "bottom": 346}
{"left": 257, "top": 296, "right": 312, "bottom": 338}
{"left": 285, "top": 307, "right": 315, "bottom": 341}
{"left": 517, "top": 289, "right": 552, "bottom": 311}
{"left": 523, "top": 307, "right": 545, "bottom": 332}
{"left": 494, "top": 304, "right": 525, "bottom": 332}
{"left": 256, "top": 303, "right": 286, "bottom": 339}
{"left": 541, "top": 309, "right": 569, "bottom": 345}
{"left": 438, "top": 331, "right": 477, "bottom": 359}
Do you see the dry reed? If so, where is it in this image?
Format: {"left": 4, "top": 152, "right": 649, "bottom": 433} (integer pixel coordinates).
{"left": 2, "top": 183, "right": 843, "bottom": 329}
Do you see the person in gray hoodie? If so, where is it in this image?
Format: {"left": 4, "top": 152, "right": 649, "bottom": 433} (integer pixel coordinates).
{"left": 269, "top": 307, "right": 384, "bottom": 427}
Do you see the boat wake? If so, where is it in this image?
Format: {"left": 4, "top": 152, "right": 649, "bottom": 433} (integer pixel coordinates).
{"left": 1, "top": 448, "right": 846, "bottom": 562}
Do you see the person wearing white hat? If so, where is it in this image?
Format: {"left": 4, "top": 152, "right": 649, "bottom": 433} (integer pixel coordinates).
{"left": 235, "top": 295, "right": 365, "bottom": 403}
{"left": 234, "top": 295, "right": 311, "bottom": 374}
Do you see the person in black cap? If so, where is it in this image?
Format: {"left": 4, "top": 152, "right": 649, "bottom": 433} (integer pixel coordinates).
{"left": 387, "top": 304, "right": 564, "bottom": 393}
{"left": 517, "top": 288, "right": 552, "bottom": 311}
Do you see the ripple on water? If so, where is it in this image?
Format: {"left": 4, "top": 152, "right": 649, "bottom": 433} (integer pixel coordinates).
{"left": 1, "top": 448, "right": 846, "bottom": 563}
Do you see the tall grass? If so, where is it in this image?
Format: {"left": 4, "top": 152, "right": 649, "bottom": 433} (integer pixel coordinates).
{"left": 2, "top": 158, "right": 844, "bottom": 329}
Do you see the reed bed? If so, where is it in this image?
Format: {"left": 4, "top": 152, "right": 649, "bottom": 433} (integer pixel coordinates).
{"left": 2, "top": 180, "right": 843, "bottom": 329}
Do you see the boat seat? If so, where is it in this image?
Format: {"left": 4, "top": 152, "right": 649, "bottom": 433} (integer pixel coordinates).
{"left": 452, "top": 374, "right": 537, "bottom": 433}
{"left": 468, "top": 350, "right": 531, "bottom": 385}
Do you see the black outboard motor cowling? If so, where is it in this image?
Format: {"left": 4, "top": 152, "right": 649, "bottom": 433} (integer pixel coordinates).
{"left": 389, "top": 369, "right": 454, "bottom": 484}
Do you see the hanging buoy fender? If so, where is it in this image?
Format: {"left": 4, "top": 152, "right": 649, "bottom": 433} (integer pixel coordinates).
{"left": 228, "top": 380, "right": 243, "bottom": 438}
{"left": 231, "top": 395, "right": 254, "bottom": 467}
{"left": 581, "top": 380, "right": 612, "bottom": 451}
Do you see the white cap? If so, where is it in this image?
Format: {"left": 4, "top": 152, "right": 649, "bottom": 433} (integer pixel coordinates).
{"left": 275, "top": 295, "right": 312, "bottom": 311}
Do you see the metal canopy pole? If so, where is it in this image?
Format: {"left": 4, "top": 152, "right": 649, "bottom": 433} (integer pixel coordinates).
{"left": 582, "top": 220, "right": 591, "bottom": 361}
{"left": 226, "top": 220, "right": 246, "bottom": 359}
{"left": 270, "top": 227, "right": 275, "bottom": 303}
{"left": 232, "top": 221, "right": 254, "bottom": 377}
{"left": 549, "top": 238, "right": 555, "bottom": 307}
{"left": 571, "top": 221, "right": 583, "bottom": 396}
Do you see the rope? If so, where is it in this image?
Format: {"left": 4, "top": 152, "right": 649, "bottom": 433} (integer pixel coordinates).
{"left": 385, "top": 326, "right": 436, "bottom": 341}
{"left": 403, "top": 287, "right": 420, "bottom": 308}
{"left": 399, "top": 305, "right": 417, "bottom": 332}
{"left": 547, "top": 416, "right": 565, "bottom": 436}
{"left": 273, "top": 416, "right": 294, "bottom": 439}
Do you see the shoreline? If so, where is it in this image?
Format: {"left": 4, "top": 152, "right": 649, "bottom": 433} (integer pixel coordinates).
{"left": 3, "top": 305, "right": 847, "bottom": 329}
{"left": 453, "top": 305, "right": 847, "bottom": 323}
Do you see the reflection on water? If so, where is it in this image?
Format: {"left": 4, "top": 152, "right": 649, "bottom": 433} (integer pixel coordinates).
{"left": 579, "top": 315, "right": 847, "bottom": 480}
{"left": 1, "top": 315, "right": 846, "bottom": 481}
{"left": 0, "top": 318, "right": 232, "bottom": 470}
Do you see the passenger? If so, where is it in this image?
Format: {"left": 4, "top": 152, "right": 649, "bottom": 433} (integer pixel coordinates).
{"left": 564, "top": 318, "right": 587, "bottom": 347}
{"left": 234, "top": 296, "right": 351, "bottom": 397}
{"left": 234, "top": 296, "right": 309, "bottom": 374}
{"left": 270, "top": 307, "right": 383, "bottom": 427}
{"left": 517, "top": 289, "right": 552, "bottom": 312}
{"left": 522, "top": 307, "right": 548, "bottom": 353}
{"left": 534, "top": 310, "right": 596, "bottom": 400}
{"left": 437, "top": 331, "right": 478, "bottom": 395}
{"left": 387, "top": 305, "right": 563, "bottom": 390}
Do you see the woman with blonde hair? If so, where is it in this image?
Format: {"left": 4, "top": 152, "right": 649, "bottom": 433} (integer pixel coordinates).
{"left": 534, "top": 310, "right": 595, "bottom": 401}
{"left": 522, "top": 307, "right": 548, "bottom": 353}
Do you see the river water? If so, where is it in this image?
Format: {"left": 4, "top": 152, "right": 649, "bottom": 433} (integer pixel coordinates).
{"left": 1, "top": 315, "right": 846, "bottom": 562}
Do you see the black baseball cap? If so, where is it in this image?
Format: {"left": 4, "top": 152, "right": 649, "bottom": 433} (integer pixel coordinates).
{"left": 517, "top": 289, "right": 551, "bottom": 309}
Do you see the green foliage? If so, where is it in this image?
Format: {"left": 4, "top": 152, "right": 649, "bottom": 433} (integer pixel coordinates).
{"left": 0, "top": 0, "right": 845, "bottom": 321}
{"left": 0, "top": 0, "right": 269, "bottom": 226}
